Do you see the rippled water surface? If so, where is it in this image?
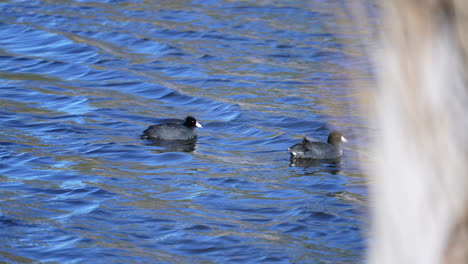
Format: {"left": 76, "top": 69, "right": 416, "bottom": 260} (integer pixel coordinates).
{"left": 0, "top": 0, "right": 371, "bottom": 263}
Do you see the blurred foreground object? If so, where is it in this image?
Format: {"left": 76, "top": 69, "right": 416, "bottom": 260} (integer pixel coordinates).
{"left": 368, "top": 0, "right": 468, "bottom": 263}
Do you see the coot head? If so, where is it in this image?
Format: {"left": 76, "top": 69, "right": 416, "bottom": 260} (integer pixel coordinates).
{"left": 327, "top": 131, "right": 347, "bottom": 145}
{"left": 183, "top": 116, "right": 203, "bottom": 128}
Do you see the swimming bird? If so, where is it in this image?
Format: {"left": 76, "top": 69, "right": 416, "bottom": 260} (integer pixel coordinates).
{"left": 141, "top": 116, "right": 202, "bottom": 141}
{"left": 288, "top": 131, "right": 347, "bottom": 159}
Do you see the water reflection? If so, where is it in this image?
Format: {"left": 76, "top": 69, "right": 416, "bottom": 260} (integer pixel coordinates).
{"left": 144, "top": 138, "right": 197, "bottom": 153}
{"left": 289, "top": 157, "right": 342, "bottom": 174}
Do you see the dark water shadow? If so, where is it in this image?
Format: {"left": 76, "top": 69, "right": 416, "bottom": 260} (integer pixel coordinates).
{"left": 289, "top": 157, "right": 342, "bottom": 174}
{"left": 144, "top": 138, "right": 197, "bottom": 153}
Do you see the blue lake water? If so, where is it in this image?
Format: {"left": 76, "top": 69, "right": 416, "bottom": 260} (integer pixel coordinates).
{"left": 0, "top": 0, "right": 371, "bottom": 263}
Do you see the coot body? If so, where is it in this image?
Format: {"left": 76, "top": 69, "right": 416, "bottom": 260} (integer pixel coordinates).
{"left": 141, "top": 116, "right": 202, "bottom": 141}
{"left": 289, "top": 131, "right": 347, "bottom": 159}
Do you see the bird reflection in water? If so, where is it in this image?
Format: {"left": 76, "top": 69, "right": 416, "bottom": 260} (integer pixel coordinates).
{"left": 145, "top": 138, "right": 197, "bottom": 153}
{"left": 289, "top": 157, "right": 342, "bottom": 175}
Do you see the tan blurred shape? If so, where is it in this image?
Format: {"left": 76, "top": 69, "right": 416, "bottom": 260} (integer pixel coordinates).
{"left": 365, "top": 0, "right": 468, "bottom": 264}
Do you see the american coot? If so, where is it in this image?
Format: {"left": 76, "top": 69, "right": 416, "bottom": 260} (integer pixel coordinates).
{"left": 141, "top": 116, "right": 202, "bottom": 141}
{"left": 288, "top": 131, "right": 347, "bottom": 159}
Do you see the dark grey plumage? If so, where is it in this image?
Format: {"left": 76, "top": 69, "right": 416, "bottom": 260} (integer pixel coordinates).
{"left": 141, "top": 116, "right": 202, "bottom": 141}
{"left": 288, "top": 131, "right": 347, "bottom": 159}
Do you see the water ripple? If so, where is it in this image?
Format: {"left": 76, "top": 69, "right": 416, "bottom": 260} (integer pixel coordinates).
{"left": 0, "top": 0, "right": 369, "bottom": 263}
